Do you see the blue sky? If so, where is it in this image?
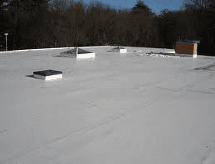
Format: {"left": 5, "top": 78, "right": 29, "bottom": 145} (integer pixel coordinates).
{"left": 49, "top": 0, "right": 198, "bottom": 15}
{"left": 81, "top": 0, "right": 188, "bottom": 14}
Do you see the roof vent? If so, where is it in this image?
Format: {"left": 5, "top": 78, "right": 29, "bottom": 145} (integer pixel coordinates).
{"left": 56, "top": 47, "right": 95, "bottom": 59}
{"left": 112, "top": 46, "right": 127, "bottom": 53}
{"left": 33, "top": 69, "right": 62, "bottom": 81}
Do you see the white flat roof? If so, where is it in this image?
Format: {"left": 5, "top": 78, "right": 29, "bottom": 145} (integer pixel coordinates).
{"left": 0, "top": 46, "right": 215, "bottom": 164}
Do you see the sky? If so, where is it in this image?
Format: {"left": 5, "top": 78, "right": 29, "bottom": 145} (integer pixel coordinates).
{"left": 49, "top": 0, "right": 212, "bottom": 15}
{"left": 75, "top": 0, "right": 189, "bottom": 14}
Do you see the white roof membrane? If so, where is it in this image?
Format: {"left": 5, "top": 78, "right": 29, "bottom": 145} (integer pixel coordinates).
{"left": 0, "top": 46, "right": 215, "bottom": 164}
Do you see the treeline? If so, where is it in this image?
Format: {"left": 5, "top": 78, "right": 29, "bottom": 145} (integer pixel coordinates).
{"left": 0, "top": 0, "right": 215, "bottom": 56}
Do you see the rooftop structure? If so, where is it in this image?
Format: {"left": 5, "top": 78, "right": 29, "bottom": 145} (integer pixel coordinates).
{"left": 57, "top": 47, "right": 95, "bottom": 59}
{"left": 175, "top": 40, "right": 200, "bottom": 58}
{"left": 33, "top": 69, "right": 63, "bottom": 81}
{"left": 111, "top": 46, "right": 127, "bottom": 53}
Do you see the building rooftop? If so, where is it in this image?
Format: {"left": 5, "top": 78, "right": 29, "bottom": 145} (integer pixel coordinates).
{"left": 0, "top": 46, "right": 215, "bottom": 164}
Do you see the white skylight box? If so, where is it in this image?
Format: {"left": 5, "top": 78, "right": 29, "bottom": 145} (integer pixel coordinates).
{"left": 33, "top": 69, "right": 63, "bottom": 81}
{"left": 112, "top": 46, "right": 127, "bottom": 53}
